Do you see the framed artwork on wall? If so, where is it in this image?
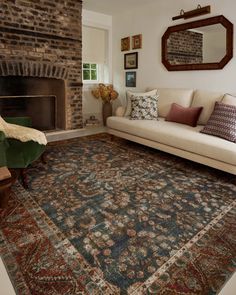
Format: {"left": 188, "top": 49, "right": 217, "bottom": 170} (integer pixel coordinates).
{"left": 126, "top": 71, "right": 136, "bottom": 87}
{"left": 132, "top": 34, "right": 142, "bottom": 49}
{"left": 121, "top": 37, "right": 130, "bottom": 51}
{"left": 124, "top": 52, "right": 138, "bottom": 69}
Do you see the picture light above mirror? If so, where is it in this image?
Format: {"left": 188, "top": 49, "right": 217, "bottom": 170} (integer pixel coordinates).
{"left": 162, "top": 15, "right": 233, "bottom": 71}
{"left": 172, "top": 5, "right": 211, "bottom": 21}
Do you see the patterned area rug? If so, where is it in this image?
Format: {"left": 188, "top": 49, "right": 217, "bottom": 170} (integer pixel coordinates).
{"left": 0, "top": 134, "right": 235, "bottom": 295}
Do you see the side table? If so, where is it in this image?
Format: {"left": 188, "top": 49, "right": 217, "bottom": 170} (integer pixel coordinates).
{"left": 0, "top": 170, "right": 17, "bottom": 209}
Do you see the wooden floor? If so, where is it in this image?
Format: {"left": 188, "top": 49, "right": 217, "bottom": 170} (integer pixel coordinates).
{"left": 219, "top": 272, "right": 236, "bottom": 295}
{"left": 0, "top": 258, "right": 16, "bottom": 295}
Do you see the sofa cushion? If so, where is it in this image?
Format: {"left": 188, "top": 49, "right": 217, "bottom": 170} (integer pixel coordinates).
{"left": 200, "top": 102, "right": 236, "bottom": 142}
{"left": 124, "top": 89, "right": 158, "bottom": 117}
{"left": 107, "top": 116, "right": 236, "bottom": 166}
{"left": 222, "top": 94, "right": 236, "bottom": 106}
{"left": 191, "top": 90, "right": 223, "bottom": 125}
{"left": 165, "top": 103, "right": 203, "bottom": 127}
{"left": 130, "top": 94, "right": 159, "bottom": 120}
{"left": 157, "top": 88, "right": 194, "bottom": 117}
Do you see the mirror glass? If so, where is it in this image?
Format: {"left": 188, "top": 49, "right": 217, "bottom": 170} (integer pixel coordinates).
{"left": 167, "top": 24, "right": 226, "bottom": 65}
{"left": 162, "top": 16, "right": 233, "bottom": 71}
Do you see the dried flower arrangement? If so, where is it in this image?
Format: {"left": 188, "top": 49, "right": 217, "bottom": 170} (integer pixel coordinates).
{"left": 91, "top": 83, "right": 119, "bottom": 103}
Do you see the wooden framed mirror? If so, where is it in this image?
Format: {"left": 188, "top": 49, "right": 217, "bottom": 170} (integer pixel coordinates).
{"left": 162, "top": 15, "right": 233, "bottom": 71}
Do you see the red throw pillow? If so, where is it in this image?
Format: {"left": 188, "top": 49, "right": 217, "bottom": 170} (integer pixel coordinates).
{"left": 165, "top": 103, "right": 203, "bottom": 127}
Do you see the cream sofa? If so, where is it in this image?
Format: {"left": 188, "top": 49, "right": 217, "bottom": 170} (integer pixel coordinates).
{"left": 107, "top": 88, "right": 236, "bottom": 175}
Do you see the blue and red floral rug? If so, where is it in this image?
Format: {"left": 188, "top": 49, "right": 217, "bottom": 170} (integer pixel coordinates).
{"left": 0, "top": 134, "right": 236, "bottom": 294}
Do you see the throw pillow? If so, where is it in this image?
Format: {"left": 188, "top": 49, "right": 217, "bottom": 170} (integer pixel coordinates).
{"left": 200, "top": 102, "right": 236, "bottom": 142}
{"left": 130, "top": 94, "right": 158, "bottom": 120}
{"left": 222, "top": 93, "right": 236, "bottom": 106}
{"left": 165, "top": 103, "right": 203, "bottom": 127}
{"left": 124, "top": 89, "right": 158, "bottom": 117}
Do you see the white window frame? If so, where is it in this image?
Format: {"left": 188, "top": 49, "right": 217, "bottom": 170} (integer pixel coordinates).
{"left": 83, "top": 62, "right": 99, "bottom": 84}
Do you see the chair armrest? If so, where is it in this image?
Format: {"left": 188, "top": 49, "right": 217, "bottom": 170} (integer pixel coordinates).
{"left": 0, "top": 131, "right": 6, "bottom": 142}
{"left": 115, "top": 106, "right": 126, "bottom": 117}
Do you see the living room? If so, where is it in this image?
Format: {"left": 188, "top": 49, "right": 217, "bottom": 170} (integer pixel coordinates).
{"left": 0, "top": 0, "right": 235, "bottom": 294}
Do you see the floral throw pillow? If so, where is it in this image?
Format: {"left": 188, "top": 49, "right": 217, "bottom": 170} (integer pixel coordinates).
{"left": 130, "top": 94, "right": 159, "bottom": 120}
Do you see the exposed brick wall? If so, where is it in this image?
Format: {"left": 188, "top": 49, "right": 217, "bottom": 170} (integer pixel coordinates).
{"left": 0, "top": 0, "right": 83, "bottom": 129}
{"left": 167, "top": 31, "right": 203, "bottom": 65}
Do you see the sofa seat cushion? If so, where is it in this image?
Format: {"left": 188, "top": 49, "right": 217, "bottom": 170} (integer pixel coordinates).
{"left": 107, "top": 116, "right": 236, "bottom": 166}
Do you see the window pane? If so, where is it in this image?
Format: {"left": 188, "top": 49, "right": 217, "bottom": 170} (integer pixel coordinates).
{"left": 83, "top": 70, "right": 90, "bottom": 80}
{"left": 91, "top": 64, "right": 97, "bottom": 69}
{"left": 83, "top": 63, "right": 90, "bottom": 69}
{"left": 91, "top": 70, "right": 97, "bottom": 80}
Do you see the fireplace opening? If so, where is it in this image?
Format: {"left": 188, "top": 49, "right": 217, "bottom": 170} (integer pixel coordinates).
{"left": 0, "top": 76, "right": 66, "bottom": 131}
{"left": 0, "top": 95, "right": 56, "bottom": 130}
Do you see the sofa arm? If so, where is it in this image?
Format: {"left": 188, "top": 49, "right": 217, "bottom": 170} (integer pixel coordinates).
{"left": 115, "top": 106, "right": 126, "bottom": 117}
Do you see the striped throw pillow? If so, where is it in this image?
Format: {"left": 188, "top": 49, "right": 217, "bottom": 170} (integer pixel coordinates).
{"left": 200, "top": 102, "right": 236, "bottom": 142}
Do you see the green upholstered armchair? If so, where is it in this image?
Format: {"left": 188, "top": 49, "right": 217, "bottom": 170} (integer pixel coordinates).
{"left": 0, "top": 131, "right": 8, "bottom": 167}
{"left": 0, "top": 117, "right": 46, "bottom": 188}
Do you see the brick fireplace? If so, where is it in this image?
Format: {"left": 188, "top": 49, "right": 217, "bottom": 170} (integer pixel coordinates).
{"left": 0, "top": 0, "right": 83, "bottom": 130}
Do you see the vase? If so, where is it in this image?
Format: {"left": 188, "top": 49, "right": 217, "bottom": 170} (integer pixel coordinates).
{"left": 102, "top": 101, "right": 112, "bottom": 126}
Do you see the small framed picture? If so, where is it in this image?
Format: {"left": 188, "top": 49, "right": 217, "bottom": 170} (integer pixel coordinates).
{"left": 124, "top": 52, "right": 138, "bottom": 69}
{"left": 132, "top": 34, "right": 142, "bottom": 49}
{"left": 121, "top": 37, "right": 130, "bottom": 51}
{"left": 126, "top": 71, "right": 136, "bottom": 87}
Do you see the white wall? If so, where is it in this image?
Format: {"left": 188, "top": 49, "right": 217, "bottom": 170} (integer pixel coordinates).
{"left": 112, "top": 0, "right": 236, "bottom": 107}
{"left": 82, "top": 10, "right": 112, "bottom": 124}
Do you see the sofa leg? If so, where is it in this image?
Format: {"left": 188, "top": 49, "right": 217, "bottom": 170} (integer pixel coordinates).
{"left": 40, "top": 152, "right": 47, "bottom": 164}
{"left": 20, "top": 168, "right": 29, "bottom": 189}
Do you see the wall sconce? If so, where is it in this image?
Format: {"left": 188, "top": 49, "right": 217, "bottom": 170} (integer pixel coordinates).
{"left": 172, "top": 5, "right": 211, "bottom": 21}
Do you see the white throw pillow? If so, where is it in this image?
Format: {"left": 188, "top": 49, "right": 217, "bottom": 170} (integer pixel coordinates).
{"left": 124, "top": 89, "right": 158, "bottom": 117}
{"left": 222, "top": 94, "right": 236, "bottom": 106}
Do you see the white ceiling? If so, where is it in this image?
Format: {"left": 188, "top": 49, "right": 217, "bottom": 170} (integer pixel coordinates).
{"left": 83, "top": 0, "right": 158, "bottom": 15}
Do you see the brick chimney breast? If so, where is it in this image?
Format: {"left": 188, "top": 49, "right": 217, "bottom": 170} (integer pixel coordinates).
{"left": 0, "top": 0, "right": 83, "bottom": 129}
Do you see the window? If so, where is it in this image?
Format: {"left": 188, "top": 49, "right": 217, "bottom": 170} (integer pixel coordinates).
{"left": 83, "top": 63, "right": 98, "bottom": 82}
